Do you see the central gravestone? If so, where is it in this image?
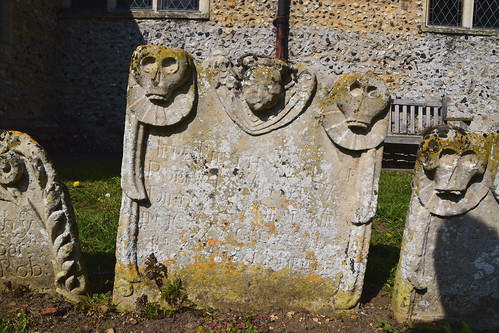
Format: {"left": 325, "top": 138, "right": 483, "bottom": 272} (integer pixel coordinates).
{"left": 114, "top": 46, "right": 390, "bottom": 314}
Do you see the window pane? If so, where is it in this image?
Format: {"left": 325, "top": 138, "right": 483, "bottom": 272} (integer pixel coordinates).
{"left": 428, "top": 0, "right": 463, "bottom": 26}
{"left": 117, "top": 0, "right": 153, "bottom": 9}
{"left": 159, "top": 0, "right": 199, "bottom": 11}
{"left": 71, "top": 0, "right": 107, "bottom": 8}
{"left": 473, "top": 0, "right": 499, "bottom": 28}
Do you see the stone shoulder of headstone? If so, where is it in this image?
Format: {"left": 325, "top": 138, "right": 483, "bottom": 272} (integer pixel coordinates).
{"left": 320, "top": 72, "right": 390, "bottom": 151}
{"left": 392, "top": 126, "right": 499, "bottom": 330}
{"left": 206, "top": 54, "right": 317, "bottom": 135}
{"left": 0, "top": 130, "right": 88, "bottom": 302}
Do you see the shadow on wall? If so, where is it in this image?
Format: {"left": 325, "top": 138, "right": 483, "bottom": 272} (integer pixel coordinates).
{"left": 434, "top": 213, "right": 499, "bottom": 332}
{"left": 57, "top": 4, "right": 146, "bottom": 154}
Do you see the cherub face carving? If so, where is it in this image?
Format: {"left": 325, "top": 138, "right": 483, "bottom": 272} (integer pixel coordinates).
{"left": 333, "top": 73, "right": 390, "bottom": 131}
{"left": 131, "top": 46, "right": 193, "bottom": 103}
{"left": 416, "top": 126, "right": 491, "bottom": 216}
{"left": 240, "top": 56, "right": 286, "bottom": 114}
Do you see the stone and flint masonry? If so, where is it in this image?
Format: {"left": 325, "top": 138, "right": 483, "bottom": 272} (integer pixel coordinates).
{"left": 392, "top": 126, "right": 499, "bottom": 331}
{"left": 114, "top": 45, "right": 391, "bottom": 314}
{"left": 0, "top": 131, "right": 88, "bottom": 302}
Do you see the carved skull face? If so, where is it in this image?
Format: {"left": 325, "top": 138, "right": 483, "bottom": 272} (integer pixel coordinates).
{"left": 420, "top": 127, "right": 489, "bottom": 200}
{"left": 241, "top": 56, "right": 285, "bottom": 114}
{"left": 131, "top": 46, "right": 193, "bottom": 103}
{"left": 333, "top": 72, "right": 389, "bottom": 130}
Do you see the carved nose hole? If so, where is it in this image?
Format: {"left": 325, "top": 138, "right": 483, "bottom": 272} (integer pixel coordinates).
{"left": 349, "top": 80, "right": 363, "bottom": 98}
{"left": 2, "top": 164, "right": 11, "bottom": 173}
{"left": 141, "top": 56, "right": 157, "bottom": 73}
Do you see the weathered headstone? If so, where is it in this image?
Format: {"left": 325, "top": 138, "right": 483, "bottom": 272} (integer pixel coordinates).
{"left": 392, "top": 126, "right": 498, "bottom": 331}
{"left": 0, "top": 130, "right": 88, "bottom": 302}
{"left": 114, "top": 45, "right": 390, "bottom": 314}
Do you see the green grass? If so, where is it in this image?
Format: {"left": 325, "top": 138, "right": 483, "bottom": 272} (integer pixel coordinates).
{"left": 57, "top": 158, "right": 122, "bottom": 293}
{"left": 56, "top": 159, "right": 413, "bottom": 295}
{"left": 365, "top": 171, "right": 413, "bottom": 294}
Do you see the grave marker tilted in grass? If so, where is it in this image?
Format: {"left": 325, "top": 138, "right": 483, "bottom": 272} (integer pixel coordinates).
{"left": 0, "top": 130, "right": 88, "bottom": 302}
{"left": 114, "top": 45, "right": 390, "bottom": 314}
{"left": 392, "top": 127, "right": 499, "bottom": 331}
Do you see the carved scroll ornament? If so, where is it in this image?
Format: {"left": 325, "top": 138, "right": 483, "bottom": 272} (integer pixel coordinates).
{"left": 0, "top": 131, "right": 88, "bottom": 302}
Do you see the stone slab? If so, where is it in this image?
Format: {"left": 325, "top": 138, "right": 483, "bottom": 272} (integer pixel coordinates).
{"left": 114, "top": 46, "right": 390, "bottom": 314}
{"left": 0, "top": 130, "right": 88, "bottom": 302}
{"left": 392, "top": 127, "right": 499, "bottom": 331}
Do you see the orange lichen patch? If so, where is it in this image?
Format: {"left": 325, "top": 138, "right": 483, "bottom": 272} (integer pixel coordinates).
{"left": 207, "top": 239, "right": 225, "bottom": 247}
{"left": 179, "top": 257, "right": 341, "bottom": 315}
{"left": 296, "top": 64, "right": 310, "bottom": 69}
{"left": 264, "top": 222, "right": 277, "bottom": 236}
{"left": 225, "top": 235, "right": 245, "bottom": 247}
{"left": 291, "top": 223, "right": 300, "bottom": 233}
{"left": 305, "top": 252, "right": 318, "bottom": 271}
{"left": 250, "top": 204, "right": 262, "bottom": 226}
{"left": 9, "top": 130, "right": 39, "bottom": 144}
{"left": 179, "top": 229, "right": 189, "bottom": 243}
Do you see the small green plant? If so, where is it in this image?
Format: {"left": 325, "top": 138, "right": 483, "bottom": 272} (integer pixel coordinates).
{"left": 140, "top": 301, "right": 164, "bottom": 319}
{"left": 0, "top": 309, "right": 32, "bottom": 333}
{"left": 161, "top": 277, "right": 188, "bottom": 308}
{"left": 80, "top": 293, "right": 117, "bottom": 318}
{"left": 142, "top": 253, "right": 190, "bottom": 312}
{"left": 374, "top": 315, "right": 400, "bottom": 333}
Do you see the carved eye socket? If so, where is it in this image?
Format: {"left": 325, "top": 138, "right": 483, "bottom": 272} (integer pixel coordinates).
{"left": 161, "top": 57, "right": 179, "bottom": 74}
{"left": 438, "top": 148, "right": 458, "bottom": 166}
{"left": 460, "top": 150, "right": 478, "bottom": 168}
{"left": 141, "top": 56, "right": 157, "bottom": 72}
{"left": 366, "top": 86, "right": 378, "bottom": 98}
{"left": 349, "top": 80, "right": 363, "bottom": 98}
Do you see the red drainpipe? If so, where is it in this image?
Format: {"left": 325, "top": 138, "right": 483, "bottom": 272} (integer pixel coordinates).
{"left": 273, "top": 0, "right": 290, "bottom": 61}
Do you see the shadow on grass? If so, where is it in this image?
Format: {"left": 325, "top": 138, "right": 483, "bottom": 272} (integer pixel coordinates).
{"left": 54, "top": 154, "right": 122, "bottom": 182}
{"left": 84, "top": 252, "right": 116, "bottom": 294}
{"left": 361, "top": 243, "right": 400, "bottom": 303}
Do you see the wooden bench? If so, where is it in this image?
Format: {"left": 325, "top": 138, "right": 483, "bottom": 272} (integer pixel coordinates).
{"left": 385, "top": 98, "right": 447, "bottom": 145}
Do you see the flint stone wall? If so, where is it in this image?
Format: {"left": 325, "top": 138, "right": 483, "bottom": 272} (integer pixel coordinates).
{"left": 0, "top": 131, "right": 88, "bottom": 302}
{"left": 57, "top": 18, "right": 498, "bottom": 153}
{"left": 113, "top": 47, "right": 389, "bottom": 314}
{"left": 392, "top": 127, "right": 499, "bottom": 331}
{"left": 0, "top": 0, "right": 62, "bottom": 151}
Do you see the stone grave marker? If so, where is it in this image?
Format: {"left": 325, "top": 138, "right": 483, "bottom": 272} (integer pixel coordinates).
{"left": 0, "top": 130, "right": 88, "bottom": 302}
{"left": 114, "top": 45, "right": 390, "bottom": 314}
{"left": 392, "top": 126, "right": 498, "bottom": 331}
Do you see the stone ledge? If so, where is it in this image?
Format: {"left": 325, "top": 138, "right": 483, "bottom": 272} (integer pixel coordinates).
{"left": 421, "top": 25, "right": 499, "bottom": 37}
{"left": 58, "top": 9, "right": 210, "bottom": 20}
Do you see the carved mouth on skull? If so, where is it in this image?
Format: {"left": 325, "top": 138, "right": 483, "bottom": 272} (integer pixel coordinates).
{"left": 435, "top": 189, "right": 465, "bottom": 202}
{"left": 346, "top": 119, "right": 370, "bottom": 130}
{"left": 145, "top": 93, "right": 168, "bottom": 102}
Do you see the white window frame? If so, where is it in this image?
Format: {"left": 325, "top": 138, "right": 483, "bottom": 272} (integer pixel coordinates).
{"left": 59, "top": 0, "right": 210, "bottom": 20}
{"left": 423, "top": 0, "right": 498, "bottom": 35}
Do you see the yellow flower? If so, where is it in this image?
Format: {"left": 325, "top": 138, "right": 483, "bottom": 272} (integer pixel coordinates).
{"left": 72, "top": 181, "right": 80, "bottom": 187}
{"left": 386, "top": 233, "right": 393, "bottom": 238}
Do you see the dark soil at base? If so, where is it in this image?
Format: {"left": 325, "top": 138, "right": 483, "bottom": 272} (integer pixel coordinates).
{"left": 0, "top": 286, "right": 406, "bottom": 333}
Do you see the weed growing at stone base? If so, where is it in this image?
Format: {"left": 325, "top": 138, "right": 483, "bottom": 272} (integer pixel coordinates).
{"left": 0, "top": 309, "right": 33, "bottom": 333}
